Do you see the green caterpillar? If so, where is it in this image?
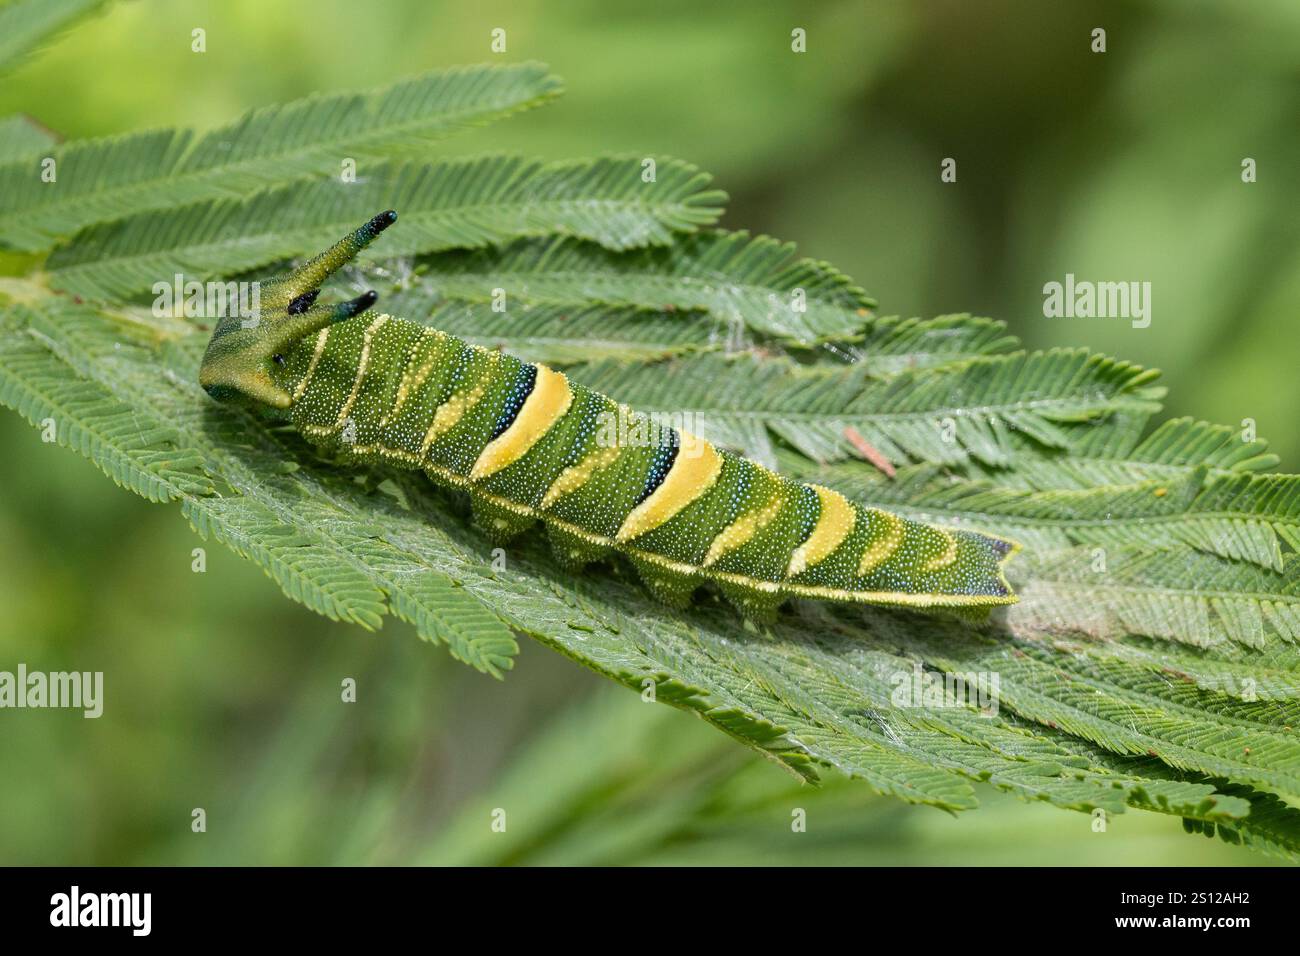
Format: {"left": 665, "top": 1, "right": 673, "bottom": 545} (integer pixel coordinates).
{"left": 200, "top": 212, "right": 1019, "bottom": 620}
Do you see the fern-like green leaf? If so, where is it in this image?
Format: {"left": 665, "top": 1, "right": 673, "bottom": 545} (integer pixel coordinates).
{"left": 906, "top": 625, "right": 1300, "bottom": 799}
{"left": 416, "top": 230, "right": 876, "bottom": 342}
{"left": 0, "top": 0, "right": 105, "bottom": 74}
{"left": 45, "top": 155, "right": 726, "bottom": 298}
{"left": 0, "top": 62, "right": 563, "bottom": 250}
{"left": 381, "top": 286, "right": 1018, "bottom": 372}
{"left": 0, "top": 114, "right": 57, "bottom": 163}
{"left": 826, "top": 312, "right": 1019, "bottom": 373}
{"left": 4, "top": 298, "right": 519, "bottom": 675}
{"left": 564, "top": 349, "right": 1164, "bottom": 469}
{"left": 0, "top": 309, "right": 210, "bottom": 502}
{"left": 998, "top": 416, "right": 1281, "bottom": 487}
{"left": 1009, "top": 547, "right": 1300, "bottom": 653}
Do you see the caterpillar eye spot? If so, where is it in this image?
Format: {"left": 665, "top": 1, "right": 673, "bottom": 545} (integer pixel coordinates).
{"left": 272, "top": 354, "right": 286, "bottom": 366}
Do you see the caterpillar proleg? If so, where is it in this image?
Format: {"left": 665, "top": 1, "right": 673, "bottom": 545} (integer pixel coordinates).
{"left": 200, "top": 212, "right": 1019, "bottom": 620}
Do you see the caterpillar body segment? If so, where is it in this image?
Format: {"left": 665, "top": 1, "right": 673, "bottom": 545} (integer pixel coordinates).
{"left": 199, "top": 213, "right": 1020, "bottom": 620}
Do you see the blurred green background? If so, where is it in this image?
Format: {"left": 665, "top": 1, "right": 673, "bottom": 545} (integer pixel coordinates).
{"left": 1, "top": 0, "right": 1295, "bottom": 864}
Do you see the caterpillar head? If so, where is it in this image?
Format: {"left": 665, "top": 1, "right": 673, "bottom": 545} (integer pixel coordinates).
{"left": 199, "top": 210, "right": 398, "bottom": 408}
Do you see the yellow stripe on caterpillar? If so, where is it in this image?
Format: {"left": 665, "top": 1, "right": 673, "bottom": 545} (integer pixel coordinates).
{"left": 471, "top": 366, "right": 573, "bottom": 481}
{"left": 380, "top": 327, "right": 446, "bottom": 426}
{"left": 920, "top": 530, "right": 959, "bottom": 572}
{"left": 615, "top": 433, "right": 722, "bottom": 543}
{"left": 702, "top": 494, "right": 785, "bottom": 568}
{"left": 787, "top": 484, "right": 856, "bottom": 577}
{"left": 335, "top": 315, "right": 388, "bottom": 426}
{"left": 857, "top": 509, "right": 905, "bottom": 576}
{"left": 541, "top": 446, "right": 622, "bottom": 509}
{"left": 292, "top": 327, "right": 331, "bottom": 402}
{"left": 419, "top": 364, "right": 496, "bottom": 457}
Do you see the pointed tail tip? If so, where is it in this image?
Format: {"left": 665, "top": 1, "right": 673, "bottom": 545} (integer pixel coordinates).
{"left": 988, "top": 536, "right": 1014, "bottom": 557}
{"left": 982, "top": 532, "right": 1021, "bottom": 561}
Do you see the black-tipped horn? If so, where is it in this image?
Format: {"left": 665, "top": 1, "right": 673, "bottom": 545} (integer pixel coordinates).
{"left": 264, "top": 290, "right": 377, "bottom": 355}
{"left": 367, "top": 209, "right": 398, "bottom": 235}
{"left": 336, "top": 290, "right": 378, "bottom": 320}
{"left": 287, "top": 211, "right": 400, "bottom": 295}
